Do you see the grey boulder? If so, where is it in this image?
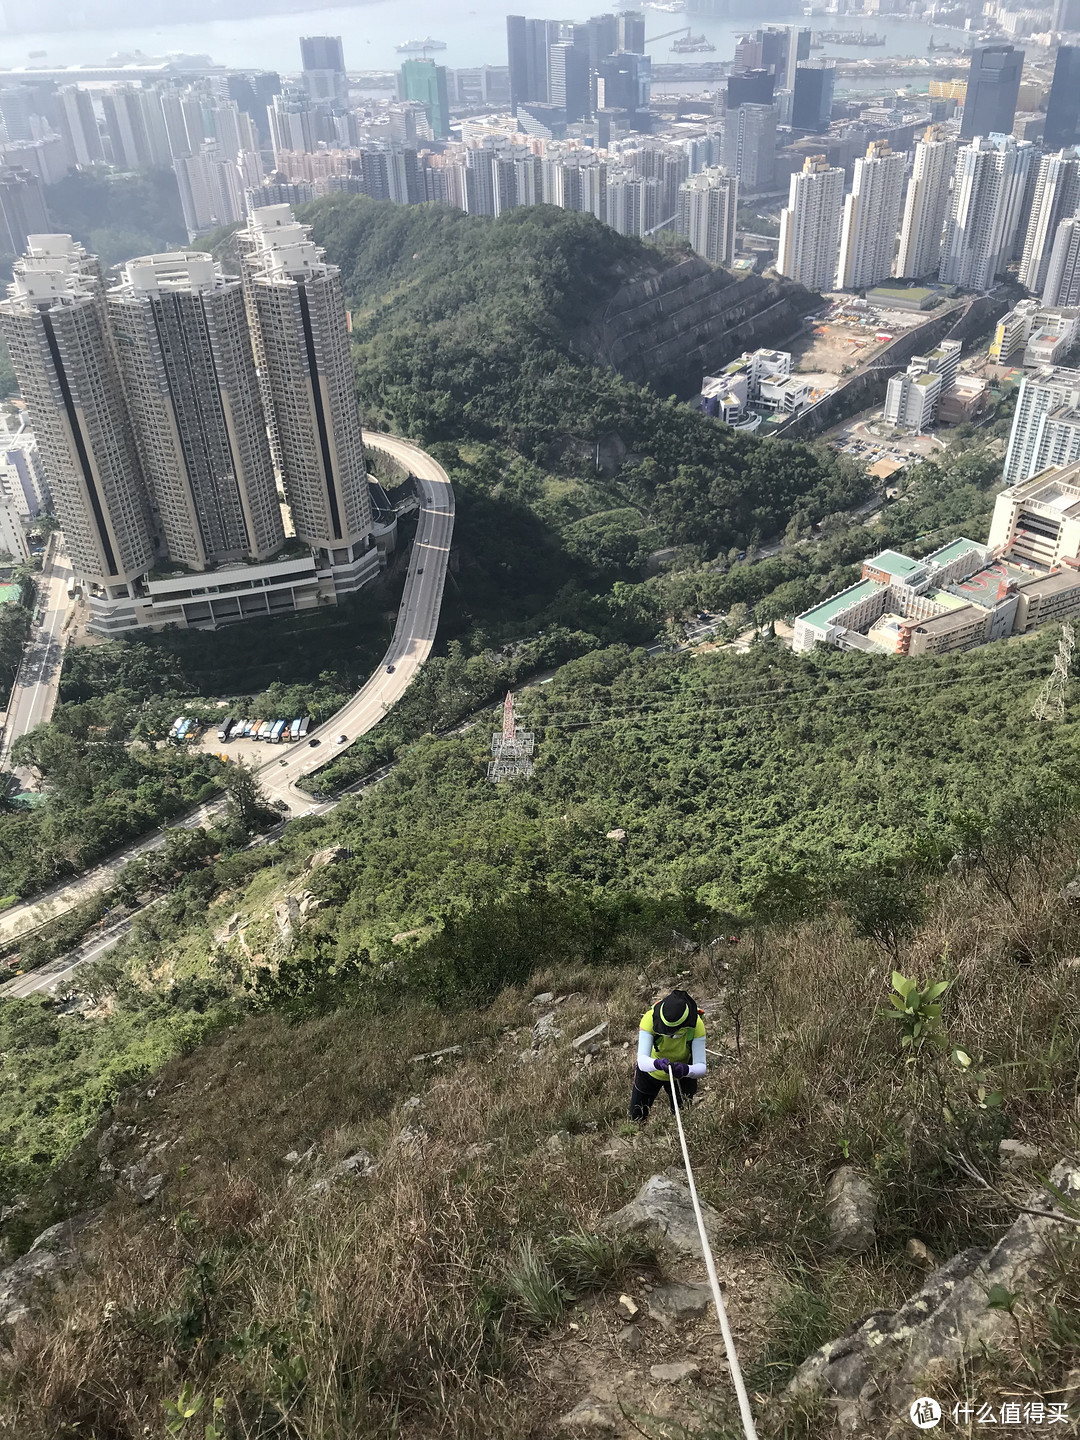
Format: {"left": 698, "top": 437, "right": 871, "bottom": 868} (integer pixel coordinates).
{"left": 557, "top": 1396, "right": 618, "bottom": 1433}
{"left": 647, "top": 1280, "right": 715, "bottom": 1325}
{"left": 824, "top": 1165, "right": 877, "bottom": 1253}
{"left": 786, "top": 1158, "right": 1080, "bottom": 1424}
{"left": 605, "top": 1173, "right": 720, "bottom": 1258}
{"left": 0, "top": 1214, "right": 96, "bottom": 1329}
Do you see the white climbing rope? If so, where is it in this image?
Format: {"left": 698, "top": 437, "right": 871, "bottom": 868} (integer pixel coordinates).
{"left": 668, "top": 1072, "right": 759, "bottom": 1440}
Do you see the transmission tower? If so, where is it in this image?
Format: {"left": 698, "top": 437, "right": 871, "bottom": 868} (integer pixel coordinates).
{"left": 1032, "top": 622, "right": 1075, "bottom": 723}
{"left": 487, "top": 691, "right": 534, "bottom": 781}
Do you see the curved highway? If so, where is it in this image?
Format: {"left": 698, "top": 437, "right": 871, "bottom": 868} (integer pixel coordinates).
{"left": 257, "top": 434, "right": 454, "bottom": 810}
{"left": 0, "top": 433, "right": 454, "bottom": 955}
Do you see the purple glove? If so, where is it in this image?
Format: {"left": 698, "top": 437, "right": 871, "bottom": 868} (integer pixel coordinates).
{"left": 654, "top": 1057, "right": 671, "bottom": 1072}
{"left": 669, "top": 1062, "right": 691, "bottom": 1080}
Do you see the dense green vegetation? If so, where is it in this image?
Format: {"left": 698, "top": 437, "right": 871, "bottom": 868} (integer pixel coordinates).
{"left": 306, "top": 198, "right": 870, "bottom": 559}
{"left": 60, "top": 585, "right": 397, "bottom": 705}
{"left": 0, "top": 693, "right": 227, "bottom": 897}
{"left": 4, "top": 629, "right": 1072, "bottom": 1186}
{"left": 45, "top": 168, "right": 187, "bottom": 267}
{"left": 0, "top": 594, "right": 32, "bottom": 692}
{"left": 295, "top": 636, "right": 1078, "bottom": 935}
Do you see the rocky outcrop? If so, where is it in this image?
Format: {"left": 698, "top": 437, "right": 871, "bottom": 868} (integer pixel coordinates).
{"left": 604, "top": 1173, "right": 719, "bottom": 1258}
{"left": 572, "top": 1021, "right": 608, "bottom": 1055}
{"left": 306, "top": 845, "right": 349, "bottom": 871}
{"left": 0, "top": 1214, "right": 97, "bottom": 1329}
{"left": 786, "top": 1158, "right": 1080, "bottom": 1426}
{"left": 558, "top": 1396, "right": 618, "bottom": 1433}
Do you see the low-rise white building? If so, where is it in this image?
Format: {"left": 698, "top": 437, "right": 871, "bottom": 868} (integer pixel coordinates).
{"left": 699, "top": 349, "right": 809, "bottom": 425}
{"left": 991, "top": 299, "right": 1080, "bottom": 366}
{"left": 885, "top": 368, "right": 942, "bottom": 432}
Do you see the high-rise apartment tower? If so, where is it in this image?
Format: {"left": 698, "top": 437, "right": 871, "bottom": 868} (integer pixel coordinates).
{"left": 778, "top": 154, "right": 844, "bottom": 292}
{"left": 721, "top": 103, "right": 776, "bottom": 192}
{"left": 240, "top": 205, "right": 376, "bottom": 595}
{"left": 1004, "top": 367, "right": 1080, "bottom": 482}
{"left": 836, "top": 140, "right": 906, "bottom": 290}
{"left": 106, "top": 251, "right": 285, "bottom": 573}
{"left": 939, "top": 133, "right": 1034, "bottom": 290}
{"left": 0, "top": 235, "right": 154, "bottom": 619}
{"left": 1044, "top": 217, "right": 1080, "bottom": 306}
{"left": 677, "top": 168, "right": 739, "bottom": 266}
{"left": 1018, "top": 148, "right": 1080, "bottom": 296}
{"left": 895, "top": 125, "right": 956, "bottom": 280}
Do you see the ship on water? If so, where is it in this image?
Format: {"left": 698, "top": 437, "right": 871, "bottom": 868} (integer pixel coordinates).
{"left": 396, "top": 37, "right": 448, "bottom": 53}
{"left": 812, "top": 29, "right": 887, "bottom": 46}
{"left": 671, "top": 32, "right": 716, "bottom": 52}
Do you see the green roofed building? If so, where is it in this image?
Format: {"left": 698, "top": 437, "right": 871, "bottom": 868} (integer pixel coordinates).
{"left": 796, "top": 470, "right": 1080, "bottom": 656}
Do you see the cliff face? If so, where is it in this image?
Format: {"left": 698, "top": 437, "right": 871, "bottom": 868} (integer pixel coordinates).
{"left": 576, "top": 257, "right": 821, "bottom": 400}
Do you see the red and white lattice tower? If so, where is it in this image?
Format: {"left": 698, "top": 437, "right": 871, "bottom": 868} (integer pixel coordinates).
{"left": 488, "top": 691, "right": 535, "bottom": 781}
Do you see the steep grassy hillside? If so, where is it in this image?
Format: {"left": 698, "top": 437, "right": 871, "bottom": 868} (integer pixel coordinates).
{"left": 5, "top": 809, "right": 1080, "bottom": 1440}
{"left": 3, "top": 631, "right": 1076, "bottom": 1193}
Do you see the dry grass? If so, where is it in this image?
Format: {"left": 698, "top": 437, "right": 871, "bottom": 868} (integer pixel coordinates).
{"left": 5, "top": 833, "right": 1080, "bottom": 1439}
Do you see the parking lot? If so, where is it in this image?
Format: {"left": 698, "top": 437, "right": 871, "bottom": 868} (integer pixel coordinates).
{"left": 194, "top": 721, "right": 334, "bottom": 769}
{"left": 826, "top": 411, "right": 945, "bottom": 474}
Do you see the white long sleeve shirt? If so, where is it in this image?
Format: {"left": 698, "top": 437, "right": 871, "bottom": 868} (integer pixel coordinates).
{"left": 637, "top": 1027, "right": 707, "bottom": 1079}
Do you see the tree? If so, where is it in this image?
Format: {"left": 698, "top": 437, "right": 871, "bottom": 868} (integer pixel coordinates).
{"left": 223, "top": 763, "right": 268, "bottom": 833}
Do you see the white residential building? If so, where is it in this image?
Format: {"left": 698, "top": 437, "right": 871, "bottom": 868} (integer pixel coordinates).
{"left": 885, "top": 368, "right": 943, "bottom": 431}
{"left": 240, "top": 205, "right": 379, "bottom": 598}
{"left": 173, "top": 143, "right": 246, "bottom": 238}
{"left": 895, "top": 125, "right": 956, "bottom": 280}
{"left": 0, "top": 235, "right": 155, "bottom": 629}
{"left": 677, "top": 167, "right": 738, "bottom": 266}
{"left": 778, "top": 154, "right": 845, "bottom": 293}
{"left": 1003, "top": 366, "right": 1080, "bottom": 482}
{"left": 0, "top": 498, "right": 28, "bottom": 563}
{"left": 720, "top": 102, "right": 776, "bottom": 193}
{"left": 836, "top": 140, "right": 906, "bottom": 291}
{"left": 1044, "top": 217, "right": 1080, "bottom": 307}
{"left": 1018, "top": 147, "right": 1080, "bottom": 296}
{"left": 990, "top": 297, "right": 1042, "bottom": 361}
{"left": 940, "top": 134, "right": 1035, "bottom": 291}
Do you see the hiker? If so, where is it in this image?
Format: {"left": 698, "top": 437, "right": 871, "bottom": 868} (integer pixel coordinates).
{"left": 629, "top": 988, "right": 706, "bottom": 1122}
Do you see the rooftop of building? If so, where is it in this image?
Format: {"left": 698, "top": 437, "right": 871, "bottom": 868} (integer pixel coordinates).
{"left": 948, "top": 375, "right": 988, "bottom": 395}
{"left": 868, "top": 458, "right": 905, "bottom": 480}
{"left": 948, "top": 558, "right": 1029, "bottom": 608}
{"left": 924, "top": 587, "right": 970, "bottom": 611}
{"left": 1004, "top": 469, "right": 1080, "bottom": 517}
{"left": 798, "top": 577, "right": 883, "bottom": 630}
{"left": 906, "top": 603, "right": 981, "bottom": 635}
{"left": 1012, "top": 567, "right": 1080, "bottom": 596}
{"left": 866, "top": 612, "right": 907, "bottom": 649}
{"left": 922, "top": 536, "right": 986, "bottom": 567}
{"left": 865, "top": 549, "right": 923, "bottom": 579}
